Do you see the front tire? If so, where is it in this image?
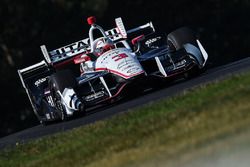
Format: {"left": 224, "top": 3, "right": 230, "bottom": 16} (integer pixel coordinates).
{"left": 167, "top": 27, "right": 203, "bottom": 78}
{"left": 167, "top": 26, "right": 197, "bottom": 51}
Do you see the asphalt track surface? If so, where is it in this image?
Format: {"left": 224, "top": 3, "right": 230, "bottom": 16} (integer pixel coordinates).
{"left": 1, "top": 57, "right": 250, "bottom": 149}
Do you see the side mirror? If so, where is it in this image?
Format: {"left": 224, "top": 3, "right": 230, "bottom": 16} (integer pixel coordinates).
{"left": 131, "top": 35, "right": 145, "bottom": 53}
{"left": 131, "top": 35, "right": 145, "bottom": 45}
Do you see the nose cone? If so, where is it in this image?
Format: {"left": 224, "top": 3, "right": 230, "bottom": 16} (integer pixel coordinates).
{"left": 87, "top": 16, "right": 96, "bottom": 25}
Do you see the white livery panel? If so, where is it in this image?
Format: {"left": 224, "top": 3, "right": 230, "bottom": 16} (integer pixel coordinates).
{"left": 95, "top": 48, "right": 144, "bottom": 79}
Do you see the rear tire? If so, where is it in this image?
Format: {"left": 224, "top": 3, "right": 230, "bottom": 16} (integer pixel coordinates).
{"left": 39, "top": 99, "right": 52, "bottom": 125}
{"left": 50, "top": 70, "right": 77, "bottom": 121}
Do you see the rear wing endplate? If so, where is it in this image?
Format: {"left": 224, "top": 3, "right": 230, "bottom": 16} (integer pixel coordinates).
{"left": 18, "top": 60, "right": 50, "bottom": 116}
{"left": 18, "top": 60, "right": 48, "bottom": 89}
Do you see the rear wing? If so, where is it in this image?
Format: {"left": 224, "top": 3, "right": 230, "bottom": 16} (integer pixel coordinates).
{"left": 18, "top": 60, "right": 51, "bottom": 116}
{"left": 41, "top": 17, "right": 155, "bottom": 65}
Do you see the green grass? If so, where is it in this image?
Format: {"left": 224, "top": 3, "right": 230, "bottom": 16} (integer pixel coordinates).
{"left": 1, "top": 72, "right": 250, "bottom": 167}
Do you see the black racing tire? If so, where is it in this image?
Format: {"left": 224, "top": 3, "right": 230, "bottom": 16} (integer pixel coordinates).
{"left": 167, "top": 27, "right": 197, "bottom": 51}
{"left": 50, "top": 69, "right": 77, "bottom": 121}
{"left": 168, "top": 27, "right": 205, "bottom": 78}
{"left": 184, "top": 66, "right": 200, "bottom": 79}
{"left": 40, "top": 118, "right": 52, "bottom": 126}
{"left": 38, "top": 99, "right": 52, "bottom": 125}
{"left": 50, "top": 85, "right": 67, "bottom": 121}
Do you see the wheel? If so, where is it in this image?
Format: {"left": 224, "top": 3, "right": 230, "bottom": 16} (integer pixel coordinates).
{"left": 167, "top": 27, "right": 197, "bottom": 51}
{"left": 53, "top": 90, "right": 67, "bottom": 121}
{"left": 167, "top": 27, "right": 205, "bottom": 78}
{"left": 40, "top": 119, "right": 51, "bottom": 126}
{"left": 38, "top": 99, "right": 52, "bottom": 125}
{"left": 183, "top": 66, "right": 200, "bottom": 79}
{"left": 49, "top": 69, "right": 77, "bottom": 121}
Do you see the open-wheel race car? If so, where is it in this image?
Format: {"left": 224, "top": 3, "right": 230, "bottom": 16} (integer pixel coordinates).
{"left": 18, "top": 16, "right": 208, "bottom": 124}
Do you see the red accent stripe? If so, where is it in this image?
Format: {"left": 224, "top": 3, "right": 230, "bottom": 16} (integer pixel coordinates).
{"left": 95, "top": 68, "right": 107, "bottom": 71}
{"left": 112, "top": 83, "right": 127, "bottom": 97}
{"left": 53, "top": 51, "right": 92, "bottom": 68}
{"left": 53, "top": 57, "right": 74, "bottom": 69}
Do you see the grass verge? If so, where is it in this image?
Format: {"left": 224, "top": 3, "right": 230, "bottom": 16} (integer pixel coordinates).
{"left": 1, "top": 72, "right": 250, "bottom": 167}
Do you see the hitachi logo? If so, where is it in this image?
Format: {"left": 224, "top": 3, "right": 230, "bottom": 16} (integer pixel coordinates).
{"left": 55, "top": 41, "right": 89, "bottom": 55}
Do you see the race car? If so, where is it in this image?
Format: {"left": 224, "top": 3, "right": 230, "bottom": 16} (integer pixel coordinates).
{"left": 18, "top": 16, "right": 208, "bottom": 124}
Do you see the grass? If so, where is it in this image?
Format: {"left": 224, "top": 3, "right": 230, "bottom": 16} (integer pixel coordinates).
{"left": 1, "top": 71, "right": 250, "bottom": 167}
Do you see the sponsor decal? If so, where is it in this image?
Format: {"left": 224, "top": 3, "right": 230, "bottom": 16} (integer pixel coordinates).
{"left": 99, "top": 50, "right": 120, "bottom": 64}
{"left": 175, "top": 59, "right": 187, "bottom": 69}
{"left": 85, "top": 91, "right": 105, "bottom": 101}
{"left": 35, "top": 78, "right": 47, "bottom": 87}
{"left": 49, "top": 28, "right": 123, "bottom": 62}
{"left": 145, "top": 36, "right": 161, "bottom": 47}
{"left": 117, "top": 59, "right": 137, "bottom": 70}
{"left": 55, "top": 41, "right": 89, "bottom": 55}
{"left": 112, "top": 53, "right": 128, "bottom": 61}
{"left": 127, "top": 67, "right": 141, "bottom": 74}
{"left": 115, "top": 17, "right": 127, "bottom": 38}
{"left": 47, "top": 95, "right": 55, "bottom": 107}
{"left": 49, "top": 40, "right": 90, "bottom": 62}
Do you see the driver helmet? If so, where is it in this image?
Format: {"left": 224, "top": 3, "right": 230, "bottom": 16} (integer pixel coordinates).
{"left": 102, "top": 38, "right": 115, "bottom": 53}
{"left": 95, "top": 38, "right": 115, "bottom": 56}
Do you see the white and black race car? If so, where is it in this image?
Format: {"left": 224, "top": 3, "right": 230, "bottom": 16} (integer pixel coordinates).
{"left": 18, "top": 16, "right": 208, "bottom": 124}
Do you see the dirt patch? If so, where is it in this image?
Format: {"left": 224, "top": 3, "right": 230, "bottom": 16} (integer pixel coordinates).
{"left": 132, "top": 127, "right": 250, "bottom": 167}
